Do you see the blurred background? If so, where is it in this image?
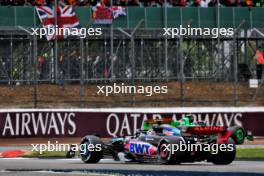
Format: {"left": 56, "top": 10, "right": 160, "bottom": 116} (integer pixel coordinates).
{"left": 0, "top": 3, "right": 264, "bottom": 108}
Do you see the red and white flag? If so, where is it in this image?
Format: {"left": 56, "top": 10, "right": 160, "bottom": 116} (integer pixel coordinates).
{"left": 35, "top": 5, "right": 80, "bottom": 40}
{"left": 92, "top": 4, "right": 126, "bottom": 24}
{"left": 92, "top": 3, "right": 113, "bottom": 24}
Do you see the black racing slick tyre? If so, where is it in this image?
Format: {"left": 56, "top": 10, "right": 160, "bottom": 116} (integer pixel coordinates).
{"left": 228, "top": 126, "right": 246, "bottom": 145}
{"left": 80, "top": 135, "right": 103, "bottom": 163}
{"left": 158, "top": 136, "right": 186, "bottom": 164}
{"left": 210, "top": 138, "right": 236, "bottom": 165}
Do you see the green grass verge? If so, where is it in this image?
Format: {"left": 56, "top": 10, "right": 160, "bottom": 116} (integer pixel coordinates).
{"left": 23, "top": 148, "right": 264, "bottom": 159}
{"left": 236, "top": 148, "right": 264, "bottom": 159}
{"left": 23, "top": 151, "right": 68, "bottom": 158}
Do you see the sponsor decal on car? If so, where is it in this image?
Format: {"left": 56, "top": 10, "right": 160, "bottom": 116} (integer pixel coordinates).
{"left": 129, "top": 142, "right": 156, "bottom": 155}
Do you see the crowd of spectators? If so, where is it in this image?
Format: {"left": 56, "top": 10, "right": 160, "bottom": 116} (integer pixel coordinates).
{"left": 0, "top": 0, "right": 263, "bottom": 7}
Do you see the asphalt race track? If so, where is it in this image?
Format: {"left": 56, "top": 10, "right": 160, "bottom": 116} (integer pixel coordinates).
{"left": 0, "top": 158, "right": 264, "bottom": 176}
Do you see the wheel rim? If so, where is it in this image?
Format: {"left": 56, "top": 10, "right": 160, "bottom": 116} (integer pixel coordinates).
{"left": 159, "top": 143, "right": 170, "bottom": 160}
{"left": 80, "top": 140, "right": 91, "bottom": 161}
{"left": 236, "top": 129, "right": 244, "bottom": 142}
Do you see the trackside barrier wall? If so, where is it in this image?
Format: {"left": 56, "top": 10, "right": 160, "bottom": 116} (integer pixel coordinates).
{"left": 1, "top": 7, "right": 264, "bottom": 28}
{"left": 0, "top": 107, "right": 263, "bottom": 138}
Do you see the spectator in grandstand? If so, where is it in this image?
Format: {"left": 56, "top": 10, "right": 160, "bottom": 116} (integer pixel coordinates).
{"left": 66, "top": 0, "right": 77, "bottom": 5}
{"left": 207, "top": 0, "right": 217, "bottom": 6}
{"left": 0, "top": 0, "right": 19, "bottom": 5}
{"left": 23, "top": 0, "right": 32, "bottom": 5}
{"left": 191, "top": 0, "right": 201, "bottom": 6}
{"left": 78, "top": 0, "right": 89, "bottom": 5}
{"left": 16, "top": 0, "right": 27, "bottom": 5}
{"left": 155, "top": 0, "right": 163, "bottom": 6}
{"left": 58, "top": 53, "right": 66, "bottom": 87}
{"left": 90, "top": 0, "right": 98, "bottom": 5}
{"left": 240, "top": 0, "right": 253, "bottom": 6}
{"left": 220, "top": 0, "right": 240, "bottom": 6}
{"left": 128, "top": 0, "right": 142, "bottom": 6}
{"left": 115, "top": 0, "right": 127, "bottom": 6}
{"left": 180, "top": 0, "right": 187, "bottom": 6}
{"left": 167, "top": 0, "right": 188, "bottom": 7}
{"left": 244, "top": 0, "right": 264, "bottom": 6}
{"left": 200, "top": 0, "right": 210, "bottom": 7}
{"left": 254, "top": 0, "right": 263, "bottom": 6}
{"left": 172, "top": 0, "right": 187, "bottom": 6}
{"left": 101, "top": 0, "right": 110, "bottom": 6}
{"left": 32, "top": 0, "right": 46, "bottom": 5}
{"left": 69, "top": 50, "right": 81, "bottom": 79}
{"left": 148, "top": 0, "right": 160, "bottom": 7}
{"left": 255, "top": 46, "right": 264, "bottom": 80}
{"left": 169, "top": 0, "right": 181, "bottom": 6}
{"left": 37, "top": 55, "right": 45, "bottom": 79}
{"left": 161, "top": 0, "right": 173, "bottom": 7}
{"left": 1, "top": 0, "right": 10, "bottom": 5}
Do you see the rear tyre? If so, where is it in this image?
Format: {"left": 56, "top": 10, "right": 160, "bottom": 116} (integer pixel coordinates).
{"left": 80, "top": 135, "right": 103, "bottom": 163}
{"left": 228, "top": 126, "right": 246, "bottom": 145}
{"left": 158, "top": 136, "right": 186, "bottom": 164}
{"left": 210, "top": 138, "right": 236, "bottom": 165}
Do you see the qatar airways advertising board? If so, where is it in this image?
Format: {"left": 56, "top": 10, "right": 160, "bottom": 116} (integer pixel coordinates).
{"left": 0, "top": 109, "right": 263, "bottom": 138}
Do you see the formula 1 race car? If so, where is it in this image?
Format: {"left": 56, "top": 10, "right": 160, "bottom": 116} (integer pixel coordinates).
{"left": 80, "top": 117, "right": 252, "bottom": 165}
{"left": 142, "top": 116, "right": 252, "bottom": 145}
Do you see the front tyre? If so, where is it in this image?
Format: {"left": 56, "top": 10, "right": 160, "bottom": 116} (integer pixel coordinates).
{"left": 158, "top": 136, "right": 186, "bottom": 164}
{"left": 80, "top": 135, "right": 103, "bottom": 163}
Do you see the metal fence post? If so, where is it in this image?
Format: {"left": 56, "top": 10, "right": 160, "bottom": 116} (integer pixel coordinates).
{"left": 164, "top": 0, "right": 168, "bottom": 80}
{"left": 131, "top": 36, "right": 135, "bottom": 107}
{"left": 216, "top": 0, "right": 222, "bottom": 79}
{"left": 117, "top": 19, "right": 144, "bottom": 107}
{"left": 110, "top": 0, "right": 114, "bottom": 80}
{"left": 233, "top": 35, "right": 238, "bottom": 106}
{"left": 80, "top": 37, "right": 85, "bottom": 108}
{"left": 10, "top": 35, "right": 13, "bottom": 86}
{"left": 54, "top": 2, "right": 58, "bottom": 84}
{"left": 33, "top": 35, "right": 38, "bottom": 108}
{"left": 179, "top": 37, "right": 184, "bottom": 106}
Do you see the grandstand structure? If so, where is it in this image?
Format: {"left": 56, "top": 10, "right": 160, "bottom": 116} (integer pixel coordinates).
{"left": 0, "top": 6, "right": 264, "bottom": 108}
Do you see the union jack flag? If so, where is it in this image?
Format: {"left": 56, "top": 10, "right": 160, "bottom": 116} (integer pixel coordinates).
{"left": 35, "top": 5, "right": 80, "bottom": 40}
{"left": 112, "top": 6, "right": 126, "bottom": 19}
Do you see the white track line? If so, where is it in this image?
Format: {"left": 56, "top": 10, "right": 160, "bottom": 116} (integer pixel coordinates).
{"left": 0, "top": 158, "right": 114, "bottom": 162}
{"left": 0, "top": 107, "right": 264, "bottom": 113}
{"left": 0, "top": 158, "right": 31, "bottom": 160}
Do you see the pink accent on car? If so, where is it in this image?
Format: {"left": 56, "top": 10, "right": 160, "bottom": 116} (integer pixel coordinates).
{"left": 124, "top": 142, "right": 130, "bottom": 150}
{"left": 149, "top": 146, "right": 157, "bottom": 155}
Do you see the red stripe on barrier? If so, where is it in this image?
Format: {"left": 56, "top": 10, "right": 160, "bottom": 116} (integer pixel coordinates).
{"left": 1, "top": 150, "right": 26, "bottom": 158}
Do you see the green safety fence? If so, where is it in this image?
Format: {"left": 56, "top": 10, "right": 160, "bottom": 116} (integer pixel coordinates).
{"left": 0, "top": 6, "right": 264, "bottom": 29}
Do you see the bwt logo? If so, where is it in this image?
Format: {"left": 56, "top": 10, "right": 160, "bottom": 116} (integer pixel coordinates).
{"left": 129, "top": 143, "right": 150, "bottom": 155}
